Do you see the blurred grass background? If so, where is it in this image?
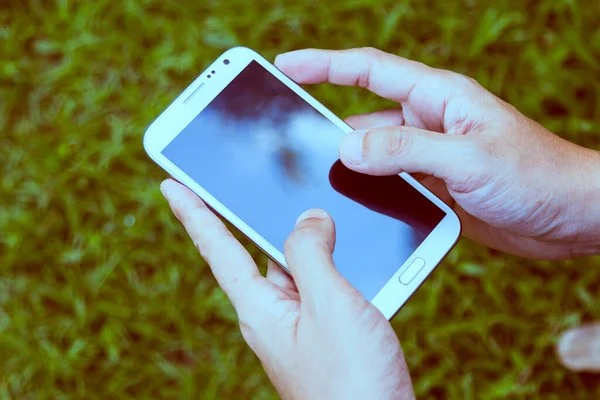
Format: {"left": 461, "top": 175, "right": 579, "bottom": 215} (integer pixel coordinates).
{"left": 2, "top": 0, "right": 600, "bottom": 398}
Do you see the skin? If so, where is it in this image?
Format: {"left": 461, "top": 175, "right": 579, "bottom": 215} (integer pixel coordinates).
{"left": 160, "top": 48, "right": 600, "bottom": 398}
{"left": 275, "top": 48, "right": 600, "bottom": 260}
{"left": 161, "top": 181, "right": 415, "bottom": 400}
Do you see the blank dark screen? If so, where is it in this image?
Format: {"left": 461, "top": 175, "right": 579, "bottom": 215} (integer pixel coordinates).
{"left": 163, "top": 61, "right": 445, "bottom": 300}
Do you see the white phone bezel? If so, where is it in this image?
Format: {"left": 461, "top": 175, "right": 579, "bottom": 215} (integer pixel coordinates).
{"left": 143, "top": 46, "right": 461, "bottom": 320}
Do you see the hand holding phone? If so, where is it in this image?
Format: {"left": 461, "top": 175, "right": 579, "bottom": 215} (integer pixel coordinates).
{"left": 160, "top": 179, "right": 416, "bottom": 400}
{"left": 275, "top": 48, "right": 600, "bottom": 261}
{"left": 144, "top": 47, "right": 461, "bottom": 319}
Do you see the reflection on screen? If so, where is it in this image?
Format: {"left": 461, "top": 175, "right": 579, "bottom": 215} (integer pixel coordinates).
{"left": 163, "top": 61, "right": 445, "bottom": 300}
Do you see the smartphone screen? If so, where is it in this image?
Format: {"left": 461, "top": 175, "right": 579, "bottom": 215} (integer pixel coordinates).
{"left": 162, "top": 60, "right": 446, "bottom": 301}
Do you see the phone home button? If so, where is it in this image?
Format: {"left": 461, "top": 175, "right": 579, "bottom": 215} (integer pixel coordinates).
{"left": 399, "top": 258, "right": 426, "bottom": 285}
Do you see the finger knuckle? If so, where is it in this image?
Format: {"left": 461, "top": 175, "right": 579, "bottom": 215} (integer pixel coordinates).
{"left": 192, "top": 239, "right": 210, "bottom": 260}
{"left": 171, "top": 201, "right": 190, "bottom": 223}
{"left": 353, "top": 47, "right": 380, "bottom": 88}
{"left": 366, "top": 128, "right": 411, "bottom": 160}
{"left": 285, "top": 226, "right": 323, "bottom": 253}
{"left": 437, "top": 69, "right": 472, "bottom": 87}
{"left": 384, "top": 132, "right": 406, "bottom": 158}
{"left": 359, "top": 46, "right": 381, "bottom": 56}
{"left": 450, "top": 71, "right": 480, "bottom": 88}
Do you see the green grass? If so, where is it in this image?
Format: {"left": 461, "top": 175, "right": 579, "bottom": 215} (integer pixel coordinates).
{"left": 2, "top": 0, "right": 600, "bottom": 398}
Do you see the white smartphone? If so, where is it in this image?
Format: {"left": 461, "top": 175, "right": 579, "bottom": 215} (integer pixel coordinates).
{"left": 144, "top": 46, "right": 461, "bottom": 320}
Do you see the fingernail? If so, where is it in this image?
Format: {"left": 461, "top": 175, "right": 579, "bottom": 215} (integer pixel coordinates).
{"left": 295, "top": 209, "right": 329, "bottom": 227}
{"left": 557, "top": 325, "right": 600, "bottom": 371}
{"left": 340, "top": 130, "right": 367, "bottom": 165}
{"left": 274, "top": 51, "right": 295, "bottom": 67}
{"left": 274, "top": 52, "right": 288, "bottom": 61}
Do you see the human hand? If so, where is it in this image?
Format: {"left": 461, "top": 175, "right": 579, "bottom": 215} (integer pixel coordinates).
{"left": 275, "top": 48, "right": 600, "bottom": 260}
{"left": 557, "top": 323, "right": 600, "bottom": 373}
{"left": 160, "top": 179, "right": 415, "bottom": 400}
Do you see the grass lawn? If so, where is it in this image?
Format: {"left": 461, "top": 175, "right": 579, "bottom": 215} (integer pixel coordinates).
{"left": 2, "top": 0, "right": 600, "bottom": 398}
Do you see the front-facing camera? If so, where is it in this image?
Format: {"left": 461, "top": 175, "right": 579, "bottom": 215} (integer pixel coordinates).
{"left": 223, "top": 59, "right": 230, "bottom": 65}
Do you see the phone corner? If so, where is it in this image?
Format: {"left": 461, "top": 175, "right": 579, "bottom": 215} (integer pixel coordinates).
{"left": 449, "top": 209, "right": 463, "bottom": 242}
{"left": 224, "top": 45, "right": 257, "bottom": 58}
{"left": 446, "top": 209, "right": 463, "bottom": 248}
{"left": 142, "top": 124, "right": 157, "bottom": 160}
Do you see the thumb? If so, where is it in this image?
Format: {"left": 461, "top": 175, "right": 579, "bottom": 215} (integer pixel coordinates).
{"left": 339, "top": 126, "right": 487, "bottom": 182}
{"left": 284, "top": 209, "right": 351, "bottom": 311}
